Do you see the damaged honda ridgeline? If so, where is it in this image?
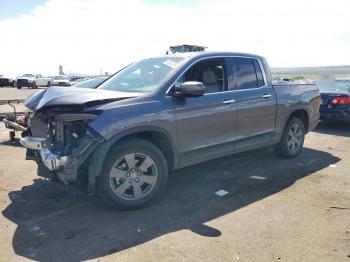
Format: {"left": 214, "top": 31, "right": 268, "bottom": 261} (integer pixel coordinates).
{"left": 21, "top": 52, "right": 320, "bottom": 209}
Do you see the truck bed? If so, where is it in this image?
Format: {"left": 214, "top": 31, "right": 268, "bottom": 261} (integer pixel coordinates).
{"left": 273, "top": 83, "right": 320, "bottom": 133}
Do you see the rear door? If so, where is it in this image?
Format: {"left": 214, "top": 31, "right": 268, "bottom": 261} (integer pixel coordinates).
{"left": 229, "top": 57, "right": 277, "bottom": 145}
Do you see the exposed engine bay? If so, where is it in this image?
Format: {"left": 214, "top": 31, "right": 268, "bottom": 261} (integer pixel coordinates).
{"left": 17, "top": 86, "right": 139, "bottom": 190}
{"left": 22, "top": 107, "right": 103, "bottom": 186}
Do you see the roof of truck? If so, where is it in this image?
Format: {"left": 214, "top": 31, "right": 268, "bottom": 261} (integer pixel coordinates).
{"left": 165, "top": 51, "right": 262, "bottom": 59}
{"left": 166, "top": 51, "right": 259, "bottom": 57}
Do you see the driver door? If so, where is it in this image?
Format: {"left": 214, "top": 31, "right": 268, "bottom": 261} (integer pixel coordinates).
{"left": 172, "top": 58, "right": 237, "bottom": 166}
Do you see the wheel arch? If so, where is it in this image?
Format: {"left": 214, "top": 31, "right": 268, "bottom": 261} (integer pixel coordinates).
{"left": 87, "top": 126, "right": 178, "bottom": 192}
{"left": 284, "top": 108, "right": 309, "bottom": 133}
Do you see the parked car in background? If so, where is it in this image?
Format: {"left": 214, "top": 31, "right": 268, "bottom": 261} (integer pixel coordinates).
{"left": 52, "top": 75, "right": 70, "bottom": 86}
{"left": 69, "top": 78, "right": 87, "bottom": 86}
{"left": 0, "top": 75, "right": 15, "bottom": 87}
{"left": 316, "top": 78, "right": 350, "bottom": 123}
{"left": 20, "top": 51, "right": 320, "bottom": 209}
{"left": 71, "top": 77, "right": 108, "bottom": 88}
{"left": 16, "top": 74, "right": 52, "bottom": 89}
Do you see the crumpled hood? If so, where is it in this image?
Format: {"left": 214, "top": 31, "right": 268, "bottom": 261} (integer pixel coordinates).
{"left": 24, "top": 86, "right": 139, "bottom": 111}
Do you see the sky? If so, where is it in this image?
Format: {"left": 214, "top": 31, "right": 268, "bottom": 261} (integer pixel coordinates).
{"left": 0, "top": 0, "right": 349, "bottom": 77}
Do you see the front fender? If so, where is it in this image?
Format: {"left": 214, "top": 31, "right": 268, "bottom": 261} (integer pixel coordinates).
{"left": 87, "top": 125, "right": 178, "bottom": 192}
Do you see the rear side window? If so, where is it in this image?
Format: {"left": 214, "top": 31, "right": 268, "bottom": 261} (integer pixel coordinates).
{"left": 231, "top": 58, "right": 265, "bottom": 90}
{"left": 253, "top": 59, "right": 265, "bottom": 87}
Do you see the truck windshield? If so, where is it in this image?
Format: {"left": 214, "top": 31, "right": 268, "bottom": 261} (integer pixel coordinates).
{"left": 98, "top": 57, "right": 186, "bottom": 93}
{"left": 54, "top": 76, "right": 67, "bottom": 80}
{"left": 22, "top": 74, "right": 34, "bottom": 77}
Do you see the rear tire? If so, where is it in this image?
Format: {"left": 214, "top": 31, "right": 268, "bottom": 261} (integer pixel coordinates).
{"left": 274, "top": 117, "right": 305, "bottom": 158}
{"left": 96, "top": 138, "right": 168, "bottom": 210}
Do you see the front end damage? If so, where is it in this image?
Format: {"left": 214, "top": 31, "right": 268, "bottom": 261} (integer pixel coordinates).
{"left": 21, "top": 108, "right": 104, "bottom": 187}
{"left": 19, "top": 86, "right": 139, "bottom": 190}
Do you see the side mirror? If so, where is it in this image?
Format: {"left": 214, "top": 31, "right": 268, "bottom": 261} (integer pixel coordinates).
{"left": 174, "top": 81, "right": 205, "bottom": 97}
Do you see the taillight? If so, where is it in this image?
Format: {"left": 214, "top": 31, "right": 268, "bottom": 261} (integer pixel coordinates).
{"left": 331, "top": 97, "right": 350, "bottom": 105}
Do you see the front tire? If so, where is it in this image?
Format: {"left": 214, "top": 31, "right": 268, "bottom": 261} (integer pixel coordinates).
{"left": 32, "top": 82, "right": 37, "bottom": 89}
{"left": 97, "top": 138, "right": 168, "bottom": 209}
{"left": 274, "top": 117, "right": 305, "bottom": 158}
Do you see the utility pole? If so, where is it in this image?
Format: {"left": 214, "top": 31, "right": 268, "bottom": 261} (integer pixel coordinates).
{"left": 59, "top": 65, "right": 64, "bottom": 75}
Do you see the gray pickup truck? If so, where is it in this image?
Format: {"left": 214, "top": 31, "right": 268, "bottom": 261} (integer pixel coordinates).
{"left": 20, "top": 52, "right": 320, "bottom": 209}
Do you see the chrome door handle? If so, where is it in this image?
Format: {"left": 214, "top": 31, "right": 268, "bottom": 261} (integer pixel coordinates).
{"left": 222, "top": 99, "right": 236, "bottom": 104}
{"left": 262, "top": 94, "right": 272, "bottom": 98}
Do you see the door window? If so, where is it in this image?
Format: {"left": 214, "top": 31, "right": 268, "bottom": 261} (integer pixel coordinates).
{"left": 175, "top": 58, "right": 226, "bottom": 93}
{"left": 253, "top": 59, "right": 265, "bottom": 87}
{"left": 231, "top": 58, "right": 265, "bottom": 90}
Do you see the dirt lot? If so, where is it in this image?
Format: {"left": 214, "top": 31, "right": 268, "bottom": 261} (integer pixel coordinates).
{"left": 0, "top": 87, "right": 45, "bottom": 113}
{"left": 0, "top": 88, "right": 349, "bottom": 262}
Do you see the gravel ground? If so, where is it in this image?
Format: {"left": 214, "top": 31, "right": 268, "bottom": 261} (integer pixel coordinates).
{"left": 0, "top": 87, "right": 44, "bottom": 113}
{"left": 0, "top": 87, "right": 349, "bottom": 262}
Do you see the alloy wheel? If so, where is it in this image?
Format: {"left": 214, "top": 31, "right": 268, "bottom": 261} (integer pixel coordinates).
{"left": 109, "top": 153, "right": 158, "bottom": 201}
{"left": 287, "top": 123, "right": 303, "bottom": 153}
